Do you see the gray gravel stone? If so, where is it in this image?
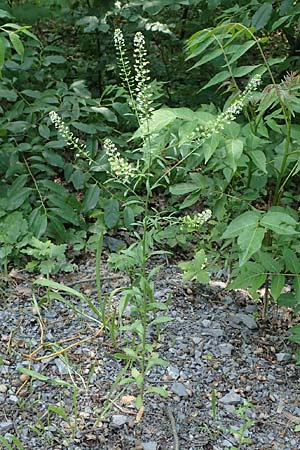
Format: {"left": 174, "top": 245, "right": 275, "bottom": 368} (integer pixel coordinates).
{"left": 276, "top": 352, "right": 291, "bottom": 362}
{"left": 0, "top": 421, "right": 14, "bottom": 432}
{"left": 232, "top": 313, "right": 258, "bottom": 330}
{"left": 55, "top": 358, "right": 69, "bottom": 375}
{"left": 219, "top": 343, "right": 233, "bottom": 356}
{"left": 142, "top": 442, "right": 157, "bottom": 450}
{"left": 111, "top": 415, "right": 127, "bottom": 426}
{"left": 171, "top": 382, "right": 188, "bottom": 397}
{"left": 220, "top": 390, "right": 243, "bottom": 405}
{"left": 202, "top": 328, "right": 224, "bottom": 338}
{"left": 167, "top": 365, "right": 180, "bottom": 379}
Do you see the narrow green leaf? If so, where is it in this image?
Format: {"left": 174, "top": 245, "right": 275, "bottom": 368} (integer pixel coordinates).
{"left": 200, "top": 70, "right": 230, "bottom": 91}
{"left": 149, "top": 316, "right": 173, "bottom": 326}
{"left": 146, "top": 386, "right": 169, "bottom": 398}
{"left": 8, "top": 31, "right": 24, "bottom": 57}
{"left": 0, "top": 437, "right": 13, "bottom": 450}
{"left": 0, "top": 35, "right": 6, "bottom": 74}
{"left": 252, "top": 3, "right": 273, "bottom": 30}
{"left": 169, "top": 182, "right": 200, "bottom": 196}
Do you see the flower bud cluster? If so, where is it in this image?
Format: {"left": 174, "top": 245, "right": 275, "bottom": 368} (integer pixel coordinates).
{"left": 49, "top": 111, "right": 87, "bottom": 159}
{"left": 103, "top": 138, "right": 137, "bottom": 183}
{"left": 180, "top": 209, "right": 212, "bottom": 232}
{"left": 197, "top": 74, "right": 262, "bottom": 142}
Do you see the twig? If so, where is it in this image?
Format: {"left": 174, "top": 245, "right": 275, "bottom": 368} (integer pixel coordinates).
{"left": 164, "top": 407, "right": 179, "bottom": 450}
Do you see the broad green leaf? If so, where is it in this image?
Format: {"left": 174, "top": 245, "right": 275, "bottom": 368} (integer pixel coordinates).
{"left": 70, "top": 169, "right": 85, "bottom": 190}
{"left": 82, "top": 184, "right": 100, "bottom": 213}
{"left": 229, "top": 262, "right": 266, "bottom": 294}
{"left": 225, "top": 139, "right": 243, "bottom": 172}
{"left": 222, "top": 211, "right": 261, "bottom": 239}
{"left": 249, "top": 150, "right": 267, "bottom": 173}
{"left": 283, "top": 248, "right": 300, "bottom": 300}
{"left": 169, "top": 182, "right": 200, "bottom": 196}
{"left": 38, "top": 124, "right": 50, "bottom": 139}
{"left": 252, "top": 3, "right": 273, "bottom": 30}
{"left": 8, "top": 32, "right": 24, "bottom": 57}
{"left": 258, "top": 252, "right": 282, "bottom": 272}
{"left": 149, "top": 316, "right": 173, "bottom": 326}
{"left": 43, "top": 55, "right": 66, "bottom": 65}
{"left": 178, "top": 249, "right": 210, "bottom": 284}
{"left": 0, "top": 88, "right": 17, "bottom": 101}
{"left": 123, "top": 206, "right": 135, "bottom": 230}
{"left": 72, "top": 122, "right": 97, "bottom": 134}
{"left": 42, "top": 149, "right": 65, "bottom": 167}
{"left": 260, "top": 211, "right": 298, "bottom": 235}
{"left": 271, "top": 274, "right": 285, "bottom": 301}
{"left": 238, "top": 226, "right": 265, "bottom": 266}
{"left": 278, "top": 293, "right": 298, "bottom": 307}
{"left": 7, "top": 175, "right": 31, "bottom": 210}
{"left": 104, "top": 199, "right": 119, "bottom": 229}
{"left": 133, "top": 108, "right": 176, "bottom": 138}
{"left": 89, "top": 106, "right": 117, "bottom": 123}
{"left": 29, "top": 208, "right": 47, "bottom": 239}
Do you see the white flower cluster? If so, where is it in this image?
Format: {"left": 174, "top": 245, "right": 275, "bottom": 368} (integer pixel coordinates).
{"left": 180, "top": 209, "right": 212, "bottom": 232}
{"left": 49, "top": 111, "right": 87, "bottom": 159}
{"left": 103, "top": 138, "right": 137, "bottom": 183}
{"left": 114, "top": 28, "right": 154, "bottom": 125}
{"left": 114, "top": 29, "right": 134, "bottom": 96}
{"left": 133, "top": 31, "right": 154, "bottom": 124}
{"left": 198, "top": 74, "right": 262, "bottom": 141}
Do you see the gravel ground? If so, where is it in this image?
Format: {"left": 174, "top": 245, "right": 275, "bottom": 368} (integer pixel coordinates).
{"left": 1, "top": 258, "right": 300, "bottom": 450}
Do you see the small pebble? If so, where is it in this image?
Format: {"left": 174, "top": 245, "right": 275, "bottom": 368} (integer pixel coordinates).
{"left": 171, "top": 382, "right": 188, "bottom": 397}
{"left": 111, "top": 415, "right": 127, "bottom": 427}
{"left": 0, "top": 384, "right": 7, "bottom": 393}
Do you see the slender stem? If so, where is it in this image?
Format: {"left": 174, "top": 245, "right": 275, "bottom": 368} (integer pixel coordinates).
{"left": 140, "top": 189, "right": 151, "bottom": 397}
{"left": 273, "top": 114, "right": 291, "bottom": 205}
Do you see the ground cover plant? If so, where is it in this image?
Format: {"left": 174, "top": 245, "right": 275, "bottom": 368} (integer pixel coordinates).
{"left": 1, "top": 1, "right": 300, "bottom": 449}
